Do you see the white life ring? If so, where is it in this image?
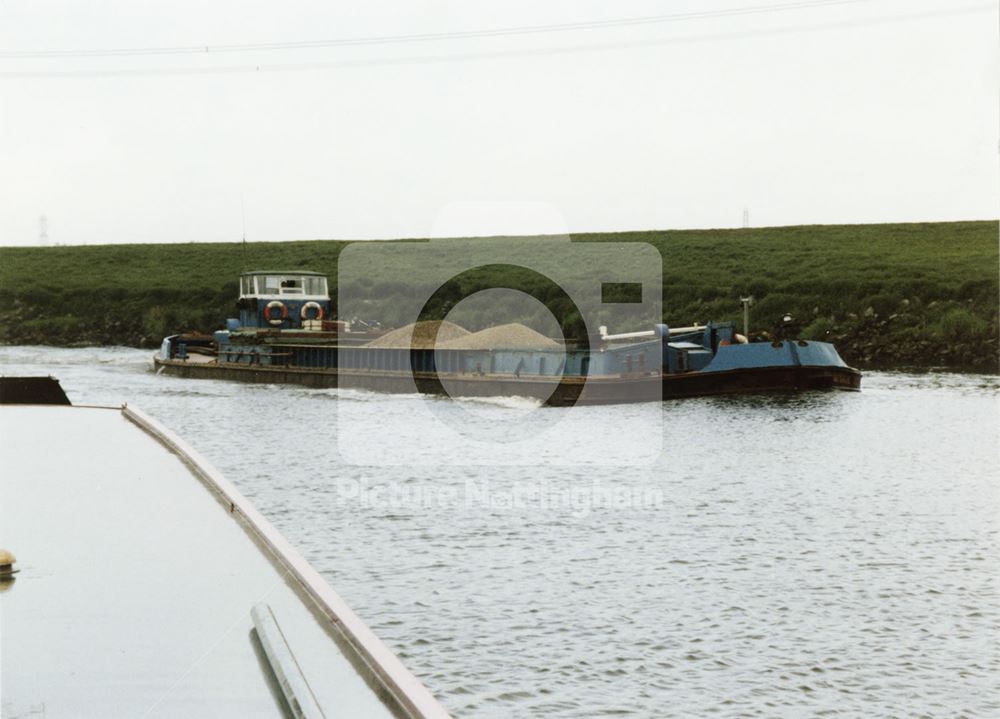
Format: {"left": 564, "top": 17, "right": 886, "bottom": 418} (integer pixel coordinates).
{"left": 300, "top": 301, "right": 324, "bottom": 321}
{"left": 264, "top": 300, "right": 287, "bottom": 326}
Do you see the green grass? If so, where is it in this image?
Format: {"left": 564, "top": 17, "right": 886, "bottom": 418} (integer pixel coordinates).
{"left": 0, "top": 220, "right": 996, "bottom": 369}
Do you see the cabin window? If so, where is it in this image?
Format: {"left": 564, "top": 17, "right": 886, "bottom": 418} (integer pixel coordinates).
{"left": 262, "top": 276, "right": 281, "bottom": 294}
{"left": 304, "top": 276, "right": 328, "bottom": 296}
{"left": 248, "top": 275, "right": 327, "bottom": 296}
{"left": 261, "top": 276, "right": 302, "bottom": 295}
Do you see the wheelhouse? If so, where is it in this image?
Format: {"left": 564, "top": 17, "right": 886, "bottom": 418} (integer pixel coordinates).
{"left": 235, "top": 271, "right": 332, "bottom": 330}
{"left": 239, "top": 271, "right": 329, "bottom": 300}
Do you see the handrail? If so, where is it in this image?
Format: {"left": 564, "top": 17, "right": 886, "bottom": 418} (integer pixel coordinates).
{"left": 252, "top": 603, "right": 326, "bottom": 719}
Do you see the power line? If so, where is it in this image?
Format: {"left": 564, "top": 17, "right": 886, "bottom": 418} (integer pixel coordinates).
{"left": 0, "top": 0, "right": 863, "bottom": 59}
{"left": 0, "top": 3, "right": 989, "bottom": 79}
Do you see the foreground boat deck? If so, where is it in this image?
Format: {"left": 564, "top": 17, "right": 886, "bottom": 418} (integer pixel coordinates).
{"left": 0, "top": 403, "right": 449, "bottom": 718}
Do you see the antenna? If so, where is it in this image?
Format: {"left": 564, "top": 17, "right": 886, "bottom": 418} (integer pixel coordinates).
{"left": 742, "top": 207, "right": 749, "bottom": 228}
{"left": 740, "top": 296, "right": 753, "bottom": 338}
{"left": 38, "top": 215, "right": 49, "bottom": 245}
{"left": 241, "top": 194, "right": 248, "bottom": 266}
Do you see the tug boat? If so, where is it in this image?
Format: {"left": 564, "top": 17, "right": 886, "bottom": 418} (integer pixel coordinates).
{"left": 154, "top": 271, "right": 861, "bottom": 404}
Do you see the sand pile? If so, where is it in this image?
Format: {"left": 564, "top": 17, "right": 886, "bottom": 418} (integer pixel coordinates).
{"left": 366, "top": 320, "right": 470, "bottom": 349}
{"left": 439, "top": 323, "right": 563, "bottom": 350}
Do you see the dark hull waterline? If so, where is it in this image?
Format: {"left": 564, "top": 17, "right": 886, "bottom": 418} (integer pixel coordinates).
{"left": 154, "top": 356, "right": 861, "bottom": 406}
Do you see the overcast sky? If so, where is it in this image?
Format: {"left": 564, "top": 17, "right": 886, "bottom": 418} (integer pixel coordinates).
{"left": 0, "top": 0, "right": 996, "bottom": 245}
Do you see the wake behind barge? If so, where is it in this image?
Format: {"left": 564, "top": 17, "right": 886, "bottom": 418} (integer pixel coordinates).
{"left": 155, "top": 271, "right": 860, "bottom": 404}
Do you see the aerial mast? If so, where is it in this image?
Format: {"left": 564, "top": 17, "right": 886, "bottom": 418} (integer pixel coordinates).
{"left": 740, "top": 296, "right": 753, "bottom": 338}
{"left": 241, "top": 194, "right": 248, "bottom": 267}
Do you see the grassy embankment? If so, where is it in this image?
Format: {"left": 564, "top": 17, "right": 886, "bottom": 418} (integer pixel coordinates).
{"left": 0, "top": 220, "right": 996, "bottom": 371}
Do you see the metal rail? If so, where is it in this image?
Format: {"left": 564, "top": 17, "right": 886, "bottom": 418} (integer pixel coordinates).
{"left": 251, "top": 603, "right": 326, "bottom": 719}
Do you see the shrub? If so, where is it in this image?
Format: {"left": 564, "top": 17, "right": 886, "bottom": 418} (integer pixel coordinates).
{"left": 143, "top": 306, "right": 170, "bottom": 338}
{"left": 861, "top": 292, "right": 902, "bottom": 318}
{"left": 928, "top": 307, "right": 992, "bottom": 342}
{"left": 802, "top": 317, "right": 835, "bottom": 339}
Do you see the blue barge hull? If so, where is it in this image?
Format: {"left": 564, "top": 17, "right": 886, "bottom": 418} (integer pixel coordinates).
{"left": 154, "top": 349, "right": 860, "bottom": 405}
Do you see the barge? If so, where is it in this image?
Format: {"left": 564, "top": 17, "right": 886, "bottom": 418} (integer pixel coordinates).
{"left": 155, "top": 271, "right": 860, "bottom": 404}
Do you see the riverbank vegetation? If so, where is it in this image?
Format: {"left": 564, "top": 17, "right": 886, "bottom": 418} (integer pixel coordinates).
{"left": 0, "top": 220, "right": 996, "bottom": 371}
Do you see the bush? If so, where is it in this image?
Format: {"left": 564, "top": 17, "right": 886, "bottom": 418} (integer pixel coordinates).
{"left": 21, "top": 315, "right": 86, "bottom": 335}
{"left": 861, "top": 292, "right": 902, "bottom": 318}
{"left": 802, "top": 317, "right": 835, "bottom": 339}
{"left": 752, "top": 293, "right": 797, "bottom": 325}
{"left": 143, "top": 306, "right": 170, "bottom": 338}
{"left": 957, "top": 278, "right": 997, "bottom": 304}
{"left": 928, "top": 307, "right": 992, "bottom": 342}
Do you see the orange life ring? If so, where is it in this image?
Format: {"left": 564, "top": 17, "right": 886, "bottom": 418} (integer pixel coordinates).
{"left": 300, "top": 301, "right": 324, "bottom": 321}
{"left": 264, "top": 300, "right": 287, "bottom": 326}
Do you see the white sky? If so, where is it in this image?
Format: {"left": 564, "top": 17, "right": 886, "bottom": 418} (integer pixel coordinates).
{"left": 0, "top": 0, "right": 996, "bottom": 245}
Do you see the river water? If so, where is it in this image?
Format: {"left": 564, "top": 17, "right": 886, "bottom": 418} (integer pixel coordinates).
{"left": 2, "top": 346, "right": 998, "bottom": 718}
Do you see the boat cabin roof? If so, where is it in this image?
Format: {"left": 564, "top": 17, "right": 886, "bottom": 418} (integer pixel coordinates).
{"left": 240, "top": 270, "right": 326, "bottom": 277}
{"left": 0, "top": 402, "right": 448, "bottom": 718}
